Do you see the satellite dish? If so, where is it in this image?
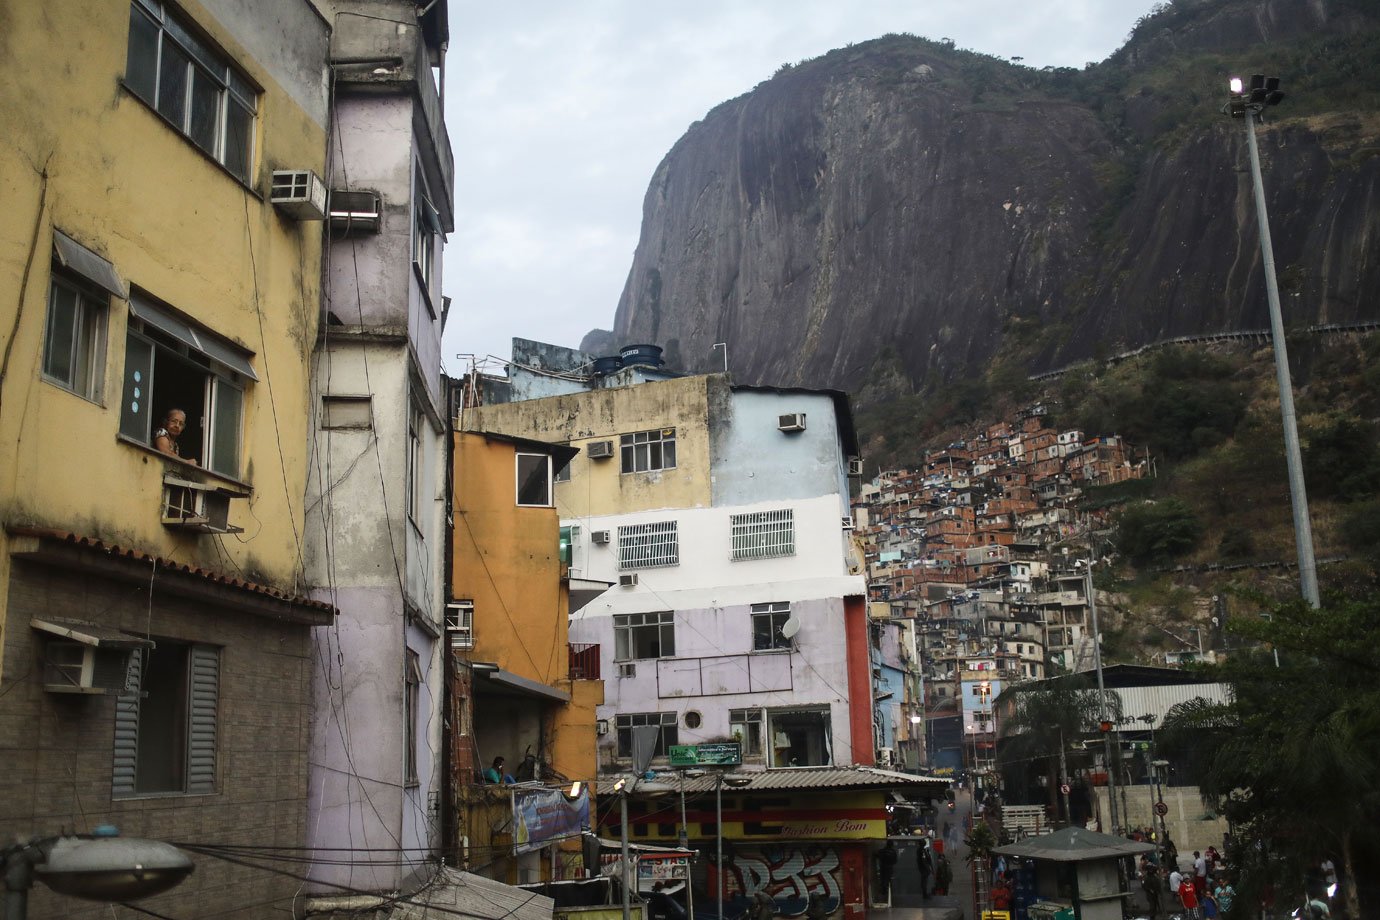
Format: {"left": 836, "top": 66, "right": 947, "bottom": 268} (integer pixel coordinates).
{"left": 781, "top": 616, "right": 802, "bottom": 639}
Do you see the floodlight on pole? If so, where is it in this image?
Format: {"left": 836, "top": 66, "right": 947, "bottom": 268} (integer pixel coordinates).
{"left": 1223, "top": 74, "right": 1319, "bottom": 608}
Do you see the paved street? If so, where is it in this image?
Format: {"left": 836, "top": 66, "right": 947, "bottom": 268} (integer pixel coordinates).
{"left": 880, "top": 787, "right": 973, "bottom": 920}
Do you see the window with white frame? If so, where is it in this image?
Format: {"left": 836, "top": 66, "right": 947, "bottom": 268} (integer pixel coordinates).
{"left": 616, "top": 712, "right": 677, "bottom": 758}
{"left": 620, "top": 428, "right": 676, "bottom": 473}
{"left": 751, "top": 602, "right": 793, "bottom": 651}
{"left": 43, "top": 273, "right": 107, "bottom": 402}
{"left": 407, "top": 404, "right": 423, "bottom": 524}
{"left": 404, "top": 649, "right": 421, "bottom": 786}
{"left": 445, "top": 601, "right": 474, "bottom": 650}
{"left": 730, "top": 708, "right": 764, "bottom": 757}
{"left": 124, "top": 0, "right": 256, "bottom": 183}
{"left": 618, "top": 520, "right": 679, "bottom": 569}
{"left": 516, "top": 453, "right": 552, "bottom": 507}
{"left": 119, "top": 292, "right": 253, "bottom": 478}
{"left": 613, "top": 611, "right": 675, "bottom": 661}
{"left": 731, "top": 508, "right": 795, "bottom": 560}
{"left": 767, "top": 707, "right": 832, "bottom": 768}
{"left": 113, "top": 641, "right": 219, "bottom": 797}
{"left": 412, "top": 166, "right": 440, "bottom": 291}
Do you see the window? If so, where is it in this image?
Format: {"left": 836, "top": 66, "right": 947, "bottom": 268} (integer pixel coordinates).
{"left": 614, "top": 611, "right": 675, "bottom": 661}
{"left": 732, "top": 509, "right": 795, "bottom": 560}
{"left": 113, "top": 641, "right": 219, "bottom": 797}
{"left": 554, "top": 461, "right": 572, "bottom": 484}
{"left": 730, "top": 708, "right": 764, "bottom": 757}
{"left": 407, "top": 404, "right": 423, "bottom": 523}
{"left": 446, "top": 601, "right": 474, "bottom": 650}
{"left": 124, "top": 0, "right": 256, "bottom": 183}
{"left": 120, "top": 293, "right": 254, "bottom": 478}
{"left": 413, "top": 166, "right": 439, "bottom": 290}
{"left": 751, "top": 602, "right": 793, "bottom": 651}
{"left": 322, "top": 395, "right": 372, "bottom": 429}
{"left": 616, "top": 712, "right": 677, "bottom": 758}
{"left": 516, "top": 452, "right": 552, "bottom": 507}
{"left": 43, "top": 274, "right": 107, "bottom": 402}
{"left": 620, "top": 428, "right": 676, "bottom": 473}
{"left": 767, "top": 708, "right": 832, "bottom": 768}
{"left": 618, "top": 520, "right": 679, "bottom": 569}
{"left": 404, "top": 650, "right": 421, "bottom": 786}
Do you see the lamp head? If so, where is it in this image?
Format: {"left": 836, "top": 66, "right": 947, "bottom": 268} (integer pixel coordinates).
{"left": 1229, "top": 76, "right": 1244, "bottom": 94}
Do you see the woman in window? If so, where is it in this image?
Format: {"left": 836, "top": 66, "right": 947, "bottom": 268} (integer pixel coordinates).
{"left": 154, "top": 408, "right": 196, "bottom": 465}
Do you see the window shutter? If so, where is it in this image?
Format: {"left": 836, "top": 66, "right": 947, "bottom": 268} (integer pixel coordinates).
{"left": 112, "top": 649, "right": 142, "bottom": 798}
{"left": 120, "top": 335, "right": 154, "bottom": 442}
{"left": 186, "top": 645, "right": 220, "bottom": 794}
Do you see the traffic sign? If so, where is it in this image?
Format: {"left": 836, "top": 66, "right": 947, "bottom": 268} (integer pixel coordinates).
{"left": 1154, "top": 801, "right": 1169, "bottom": 816}
{"left": 1060, "top": 784, "right": 1071, "bottom": 795}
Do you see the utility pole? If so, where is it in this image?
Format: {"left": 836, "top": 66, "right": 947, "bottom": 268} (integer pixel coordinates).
{"left": 1086, "top": 560, "right": 1119, "bottom": 833}
{"left": 1058, "top": 728, "right": 1071, "bottom": 826}
{"left": 618, "top": 779, "right": 631, "bottom": 920}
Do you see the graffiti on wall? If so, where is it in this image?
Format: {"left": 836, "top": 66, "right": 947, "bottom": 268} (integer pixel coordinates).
{"left": 728, "top": 846, "right": 846, "bottom": 902}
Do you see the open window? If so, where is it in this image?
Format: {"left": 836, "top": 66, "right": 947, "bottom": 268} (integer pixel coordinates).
{"left": 516, "top": 452, "right": 552, "bottom": 507}
{"left": 113, "top": 640, "right": 220, "bottom": 797}
{"left": 767, "top": 707, "right": 832, "bottom": 768}
{"left": 120, "top": 292, "right": 255, "bottom": 478}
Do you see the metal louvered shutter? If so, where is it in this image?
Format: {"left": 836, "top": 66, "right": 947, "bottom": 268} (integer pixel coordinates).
{"left": 186, "top": 645, "right": 220, "bottom": 794}
{"left": 112, "top": 649, "right": 142, "bottom": 798}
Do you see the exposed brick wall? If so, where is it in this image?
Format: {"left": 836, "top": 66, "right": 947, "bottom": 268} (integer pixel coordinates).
{"left": 0, "top": 559, "right": 317, "bottom": 919}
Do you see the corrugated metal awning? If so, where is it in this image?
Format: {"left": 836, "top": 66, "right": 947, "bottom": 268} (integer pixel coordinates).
{"left": 30, "top": 617, "right": 154, "bottom": 649}
{"left": 597, "top": 765, "right": 949, "bottom": 796}
{"left": 52, "top": 229, "right": 127, "bottom": 299}
{"left": 392, "top": 867, "right": 554, "bottom": 920}
{"left": 129, "top": 292, "right": 258, "bottom": 381}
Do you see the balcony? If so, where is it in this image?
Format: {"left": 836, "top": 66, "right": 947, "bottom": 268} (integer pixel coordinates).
{"left": 570, "top": 643, "right": 600, "bottom": 681}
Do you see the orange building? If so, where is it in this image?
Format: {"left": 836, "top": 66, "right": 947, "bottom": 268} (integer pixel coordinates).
{"left": 450, "top": 430, "right": 604, "bottom": 883}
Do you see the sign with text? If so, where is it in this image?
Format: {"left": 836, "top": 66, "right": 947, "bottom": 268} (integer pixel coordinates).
{"left": 669, "top": 742, "right": 742, "bottom": 767}
{"left": 513, "top": 786, "right": 590, "bottom": 855}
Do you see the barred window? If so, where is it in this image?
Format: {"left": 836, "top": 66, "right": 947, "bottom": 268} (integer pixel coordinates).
{"left": 731, "top": 508, "right": 795, "bottom": 560}
{"left": 620, "top": 428, "right": 676, "bottom": 473}
{"left": 618, "top": 520, "right": 679, "bottom": 569}
{"left": 616, "top": 712, "right": 677, "bottom": 758}
{"left": 614, "top": 611, "right": 675, "bottom": 661}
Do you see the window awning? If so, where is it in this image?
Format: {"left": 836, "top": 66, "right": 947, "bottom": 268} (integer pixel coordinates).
{"left": 473, "top": 663, "right": 570, "bottom": 702}
{"left": 31, "top": 617, "right": 154, "bottom": 649}
{"left": 52, "top": 230, "right": 127, "bottom": 299}
{"left": 129, "top": 293, "right": 258, "bottom": 381}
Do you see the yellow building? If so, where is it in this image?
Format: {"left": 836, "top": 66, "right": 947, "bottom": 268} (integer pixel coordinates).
{"left": 0, "top": 1, "right": 335, "bottom": 916}
{"left": 451, "top": 430, "right": 604, "bottom": 883}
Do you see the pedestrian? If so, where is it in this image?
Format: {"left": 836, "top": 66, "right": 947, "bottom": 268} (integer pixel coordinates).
{"left": 1180, "top": 875, "right": 1201, "bottom": 920}
{"left": 1169, "top": 866, "right": 1184, "bottom": 899}
{"left": 1202, "top": 891, "right": 1219, "bottom": 920}
{"left": 806, "top": 894, "right": 828, "bottom": 920}
{"left": 916, "top": 840, "right": 933, "bottom": 899}
{"left": 1142, "top": 865, "right": 1164, "bottom": 919}
{"left": 934, "top": 853, "right": 953, "bottom": 896}
{"left": 1213, "top": 880, "right": 1235, "bottom": 915}
{"left": 991, "top": 876, "right": 1012, "bottom": 911}
{"left": 876, "top": 841, "right": 898, "bottom": 901}
{"left": 752, "top": 891, "right": 776, "bottom": 920}
{"left": 1194, "top": 850, "right": 1208, "bottom": 898}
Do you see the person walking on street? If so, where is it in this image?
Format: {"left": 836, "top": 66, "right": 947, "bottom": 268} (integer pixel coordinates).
{"left": 876, "top": 841, "right": 898, "bottom": 902}
{"left": 1142, "top": 864, "right": 1164, "bottom": 918}
{"left": 934, "top": 853, "right": 954, "bottom": 897}
{"left": 916, "top": 840, "right": 933, "bottom": 899}
{"left": 1193, "top": 851, "right": 1208, "bottom": 898}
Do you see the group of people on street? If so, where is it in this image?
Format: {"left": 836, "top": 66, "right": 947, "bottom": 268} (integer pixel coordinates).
{"left": 874, "top": 839, "right": 953, "bottom": 903}
{"left": 1140, "top": 847, "right": 1234, "bottom": 920}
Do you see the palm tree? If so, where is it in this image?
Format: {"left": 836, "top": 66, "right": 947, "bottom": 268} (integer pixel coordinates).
{"left": 996, "top": 674, "right": 1121, "bottom": 821}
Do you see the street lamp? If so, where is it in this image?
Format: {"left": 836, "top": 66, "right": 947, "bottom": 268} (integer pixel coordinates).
{"left": 716, "top": 773, "right": 753, "bottom": 918}
{"left": 1225, "top": 74, "right": 1320, "bottom": 608}
{"left": 2, "top": 828, "right": 194, "bottom": 920}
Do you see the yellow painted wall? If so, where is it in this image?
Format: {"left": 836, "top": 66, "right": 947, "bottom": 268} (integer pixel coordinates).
{"left": 468, "top": 376, "right": 714, "bottom": 518}
{"left": 0, "top": 0, "right": 327, "bottom": 672}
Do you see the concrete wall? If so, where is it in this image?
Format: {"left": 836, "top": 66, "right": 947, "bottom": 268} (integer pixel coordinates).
{"left": 0, "top": 559, "right": 319, "bottom": 920}
{"left": 1095, "top": 784, "right": 1228, "bottom": 859}
{"left": 710, "top": 389, "right": 850, "bottom": 508}
{"left": 470, "top": 375, "right": 715, "bottom": 518}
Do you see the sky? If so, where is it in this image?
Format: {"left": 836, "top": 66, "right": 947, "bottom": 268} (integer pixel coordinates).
{"left": 440, "top": 1, "right": 1159, "bottom": 377}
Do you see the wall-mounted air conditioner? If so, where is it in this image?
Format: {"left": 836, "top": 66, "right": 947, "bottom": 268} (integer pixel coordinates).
{"left": 617, "top": 663, "right": 637, "bottom": 678}
{"left": 876, "top": 748, "right": 896, "bottom": 768}
{"left": 619, "top": 573, "right": 639, "bottom": 587}
{"left": 587, "top": 440, "right": 615, "bottom": 459}
{"left": 270, "top": 170, "right": 328, "bottom": 220}
{"left": 328, "top": 189, "right": 382, "bottom": 234}
{"left": 841, "top": 516, "right": 855, "bottom": 531}
{"left": 162, "top": 476, "right": 246, "bottom": 534}
{"left": 591, "top": 530, "right": 610, "bottom": 545}
{"left": 778, "top": 413, "right": 806, "bottom": 432}
{"left": 596, "top": 719, "right": 610, "bottom": 736}
{"left": 848, "top": 458, "right": 865, "bottom": 477}
{"left": 445, "top": 602, "right": 474, "bottom": 650}
{"left": 31, "top": 618, "right": 151, "bottom": 695}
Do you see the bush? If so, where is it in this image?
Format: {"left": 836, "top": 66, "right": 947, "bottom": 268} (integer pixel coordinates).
{"left": 1116, "top": 498, "right": 1202, "bottom": 566}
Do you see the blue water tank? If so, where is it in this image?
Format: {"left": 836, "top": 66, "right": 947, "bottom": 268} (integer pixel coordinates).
{"left": 619, "top": 344, "right": 664, "bottom": 368}
{"left": 592, "top": 355, "right": 623, "bottom": 376}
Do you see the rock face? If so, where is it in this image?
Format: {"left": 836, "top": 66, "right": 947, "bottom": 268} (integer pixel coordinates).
{"left": 585, "top": 0, "right": 1380, "bottom": 398}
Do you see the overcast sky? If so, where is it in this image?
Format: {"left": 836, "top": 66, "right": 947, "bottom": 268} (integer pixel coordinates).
{"left": 440, "top": 1, "right": 1158, "bottom": 376}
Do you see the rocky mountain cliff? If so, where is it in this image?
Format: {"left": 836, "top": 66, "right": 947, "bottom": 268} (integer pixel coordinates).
{"left": 583, "top": 0, "right": 1380, "bottom": 403}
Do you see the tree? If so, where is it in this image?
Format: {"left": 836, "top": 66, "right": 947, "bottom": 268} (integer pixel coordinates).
{"left": 1159, "top": 595, "right": 1380, "bottom": 919}
{"left": 1115, "top": 498, "right": 1201, "bottom": 566}
{"left": 997, "top": 675, "right": 1122, "bottom": 819}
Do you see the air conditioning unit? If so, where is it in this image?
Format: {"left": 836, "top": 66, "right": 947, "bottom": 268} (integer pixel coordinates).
{"left": 270, "top": 170, "right": 328, "bottom": 220}
{"left": 591, "top": 529, "right": 611, "bottom": 545}
{"left": 619, "top": 573, "right": 639, "bottom": 587}
{"left": 778, "top": 413, "right": 806, "bottom": 432}
{"left": 848, "top": 458, "right": 865, "bottom": 477}
{"left": 162, "top": 477, "right": 246, "bottom": 534}
{"left": 596, "top": 719, "right": 610, "bottom": 736}
{"left": 841, "top": 516, "right": 855, "bottom": 531}
{"left": 587, "top": 440, "right": 615, "bottom": 459}
{"left": 328, "top": 189, "right": 382, "bottom": 234}
{"left": 445, "top": 602, "right": 474, "bottom": 650}
{"left": 41, "top": 641, "right": 132, "bottom": 694}
{"left": 876, "top": 748, "right": 896, "bottom": 768}
{"left": 617, "top": 663, "right": 637, "bottom": 678}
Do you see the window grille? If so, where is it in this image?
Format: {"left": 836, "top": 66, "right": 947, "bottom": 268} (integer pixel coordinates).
{"left": 731, "top": 508, "right": 795, "bottom": 560}
{"left": 618, "top": 520, "right": 679, "bottom": 569}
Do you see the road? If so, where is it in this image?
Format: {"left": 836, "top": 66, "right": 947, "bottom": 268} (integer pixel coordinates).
{"left": 884, "top": 786, "right": 974, "bottom": 920}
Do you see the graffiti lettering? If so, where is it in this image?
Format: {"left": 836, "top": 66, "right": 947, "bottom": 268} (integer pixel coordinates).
{"left": 731, "top": 847, "right": 842, "bottom": 902}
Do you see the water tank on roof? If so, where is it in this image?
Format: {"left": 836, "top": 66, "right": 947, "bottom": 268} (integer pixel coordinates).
{"left": 619, "top": 344, "right": 664, "bottom": 368}
{"left": 592, "top": 355, "right": 623, "bottom": 376}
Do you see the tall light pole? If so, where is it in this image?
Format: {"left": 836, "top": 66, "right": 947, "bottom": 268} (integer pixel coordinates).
{"left": 1085, "top": 559, "right": 1119, "bottom": 833}
{"left": 1226, "top": 74, "right": 1320, "bottom": 608}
